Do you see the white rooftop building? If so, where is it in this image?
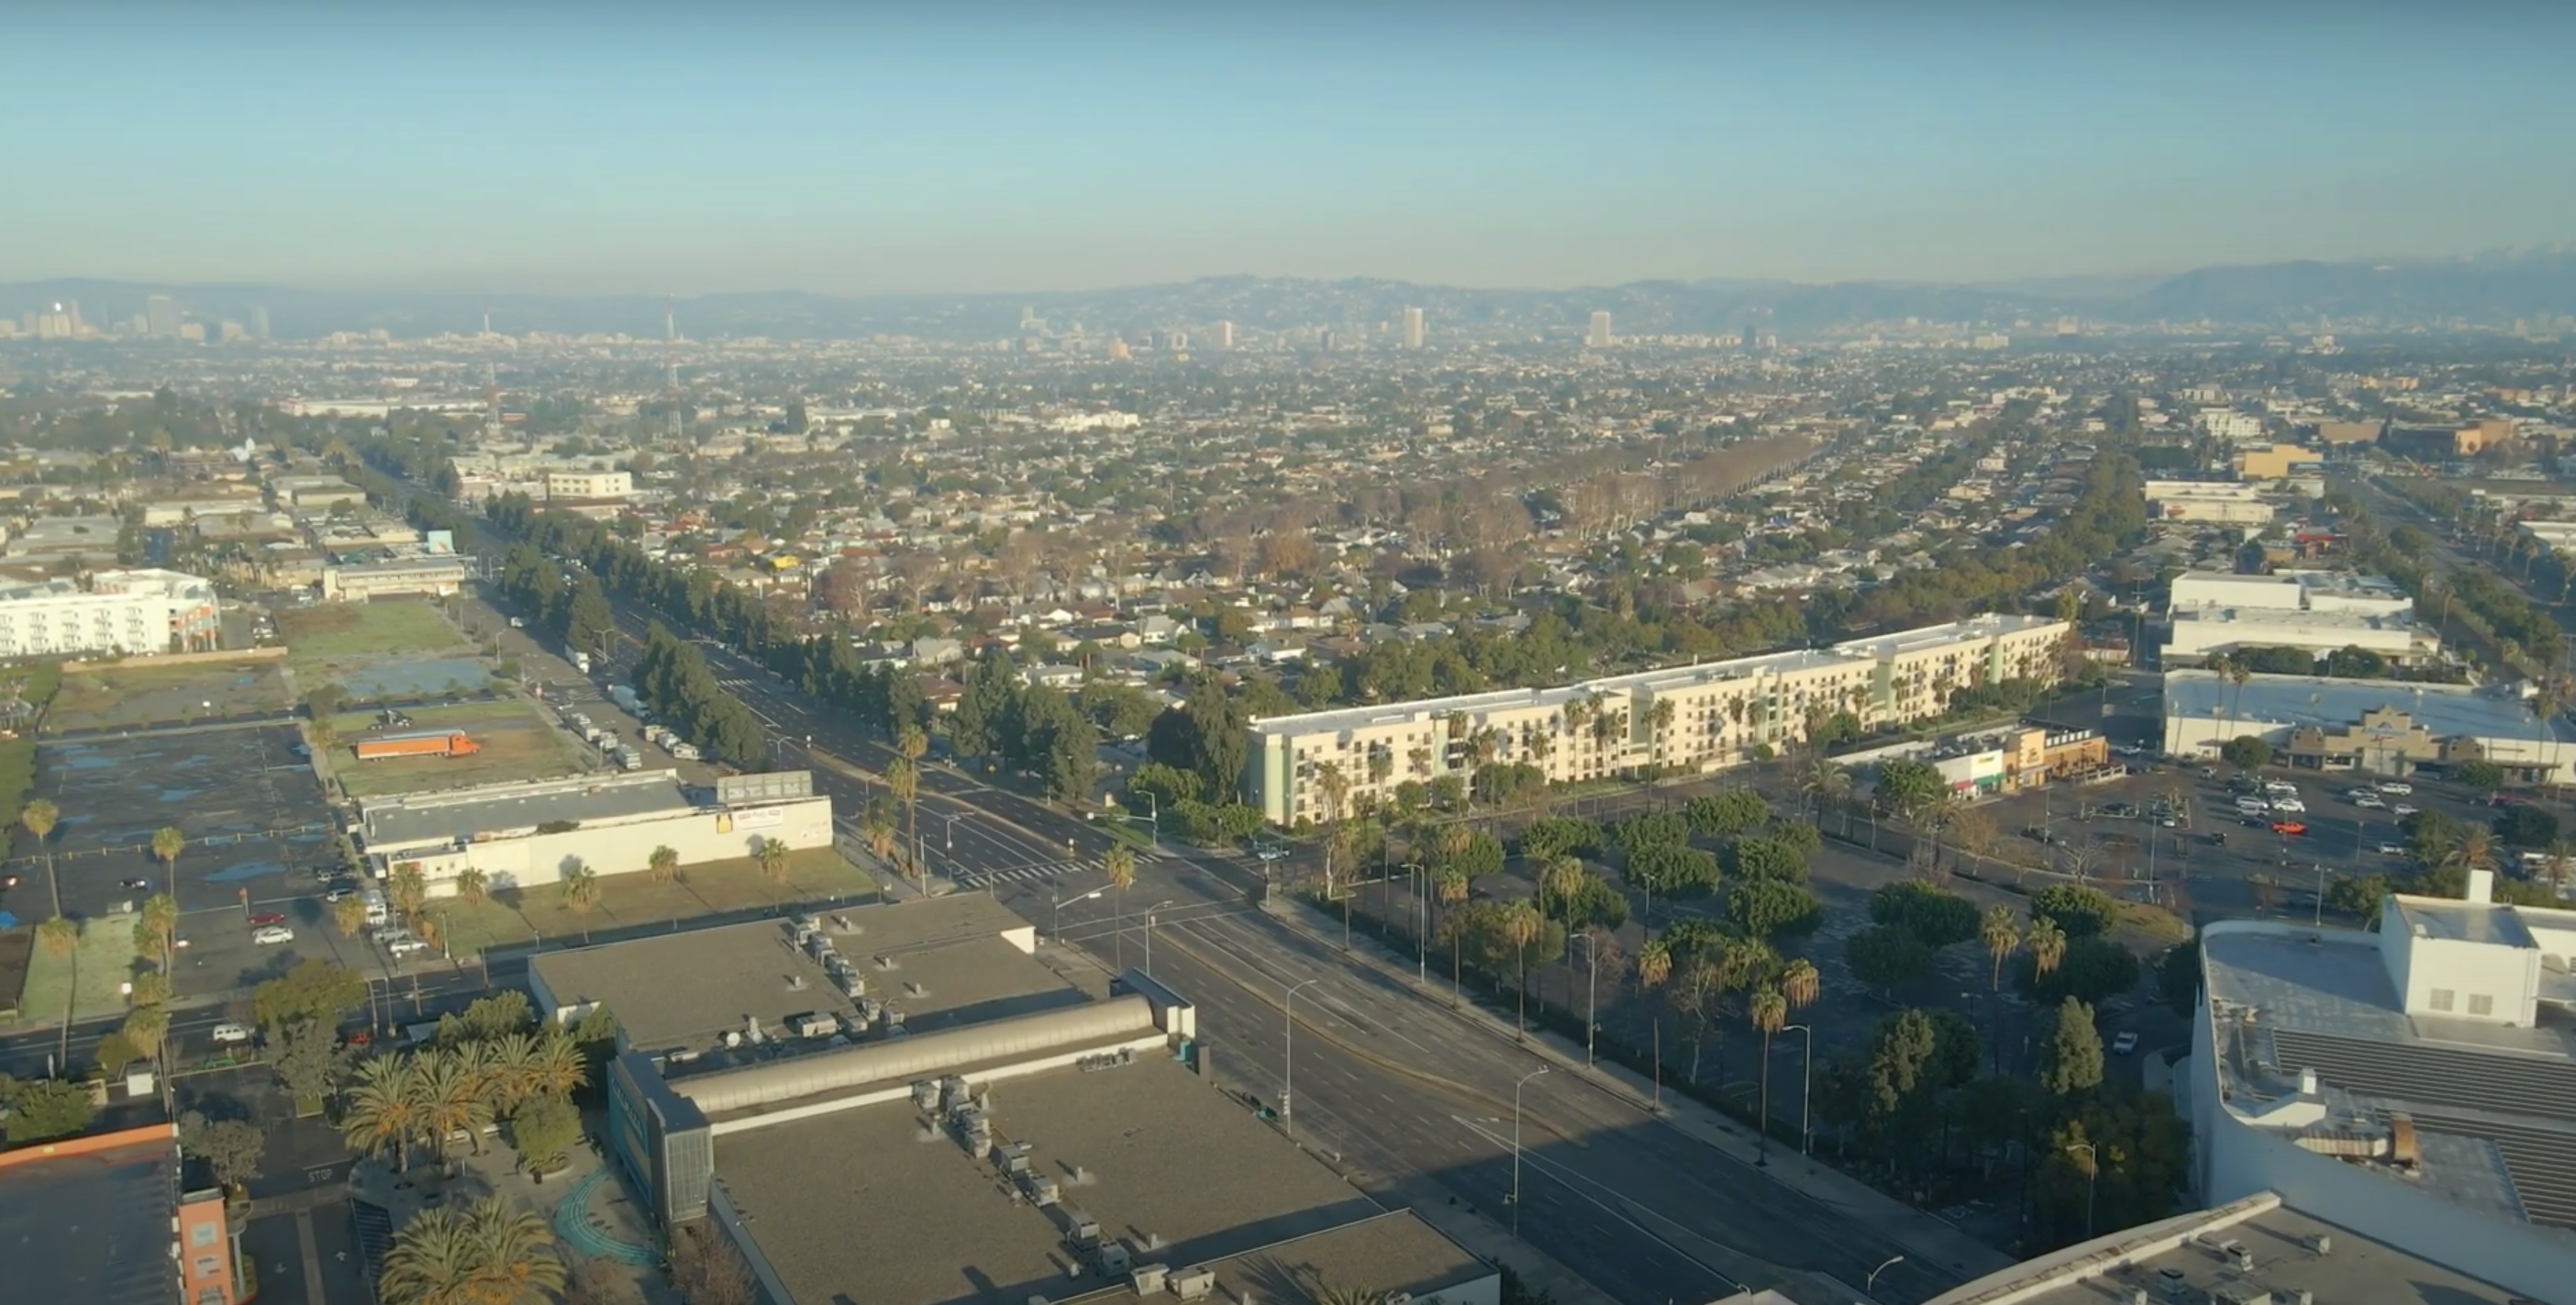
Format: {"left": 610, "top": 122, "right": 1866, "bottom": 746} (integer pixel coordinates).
{"left": 0, "top": 567, "right": 219, "bottom": 658}
{"left": 2169, "top": 570, "right": 2413, "bottom": 618}
{"left": 2164, "top": 607, "right": 2439, "bottom": 667}
{"left": 2189, "top": 874, "right": 2576, "bottom": 1304}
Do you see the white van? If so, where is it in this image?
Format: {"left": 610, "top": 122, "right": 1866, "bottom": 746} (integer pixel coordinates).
{"left": 361, "top": 888, "right": 389, "bottom": 927}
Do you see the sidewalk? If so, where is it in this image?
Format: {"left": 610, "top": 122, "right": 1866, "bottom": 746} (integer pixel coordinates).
{"left": 1252, "top": 876, "right": 2018, "bottom": 1288}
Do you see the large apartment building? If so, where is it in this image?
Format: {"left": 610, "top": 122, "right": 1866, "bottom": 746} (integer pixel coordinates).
{"left": 1248, "top": 613, "right": 2069, "bottom": 826}
{"left": 0, "top": 567, "right": 220, "bottom": 658}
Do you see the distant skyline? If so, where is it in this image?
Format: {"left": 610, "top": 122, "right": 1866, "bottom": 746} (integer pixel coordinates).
{"left": 6, "top": 2, "right": 2574, "bottom": 295}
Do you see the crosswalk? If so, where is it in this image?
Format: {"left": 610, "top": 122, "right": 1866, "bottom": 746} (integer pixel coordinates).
{"left": 950, "top": 859, "right": 1096, "bottom": 890}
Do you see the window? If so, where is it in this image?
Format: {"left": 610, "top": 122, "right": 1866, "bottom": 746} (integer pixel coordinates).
{"left": 2469, "top": 994, "right": 2494, "bottom": 1017}
{"left": 2428, "top": 988, "right": 2456, "bottom": 1012}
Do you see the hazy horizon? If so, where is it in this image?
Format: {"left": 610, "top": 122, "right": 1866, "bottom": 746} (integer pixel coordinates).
{"left": 9, "top": 2, "right": 2574, "bottom": 295}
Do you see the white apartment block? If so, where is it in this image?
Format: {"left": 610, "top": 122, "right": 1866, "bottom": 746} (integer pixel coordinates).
{"left": 544, "top": 469, "right": 633, "bottom": 500}
{"left": 1248, "top": 614, "right": 2070, "bottom": 826}
{"left": 0, "top": 568, "right": 219, "bottom": 658}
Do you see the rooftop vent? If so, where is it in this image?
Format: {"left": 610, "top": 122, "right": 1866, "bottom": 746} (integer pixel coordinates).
{"left": 1131, "top": 1264, "right": 1170, "bottom": 1295}
{"left": 1170, "top": 1266, "right": 1216, "bottom": 1300}
{"left": 874, "top": 954, "right": 897, "bottom": 970}
{"left": 2306, "top": 1233, "right": 2332, "bottom": 1256}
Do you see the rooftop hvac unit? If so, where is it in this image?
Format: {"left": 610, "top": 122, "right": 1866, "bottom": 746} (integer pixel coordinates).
{"left": 1026, "top": 1176, "right": 1060, "bottom": 1206}
{"left": 787, "top": 975, "right": 806, "bottom": 991}
{"left": 1169, "top": 1266, "right": 1216, "bottom": 1300}
{"left": 1097, "top": 1244, "right": 1132, "bottom": 1277}
{"left": 2306, "top": 1233, "right": 2332, "bottom": 1255}
{"left": 1069, "top": 1211, "right": 1101, "bottom": 1244}
{"left": 2282, "top": 1290, "right": 2313, "bottom": 1305}
{"left": 874, "top": 954, "right": 897, "bottom": 970}
{"left": 2126, "top": 1289, "right": 2149, "bottom": 1305}
{"left": 906, "top": 980, "right": 927, "bottom": 998}
{"left": 1131, "top": 1264, "right": 1169, "bottom": 1294}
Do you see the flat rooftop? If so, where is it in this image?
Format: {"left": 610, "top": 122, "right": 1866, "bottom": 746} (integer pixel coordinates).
{"left": 530, "top": 895, "right": 1066, "bottom": 1061}
{"left": 0, "top": 1137, "right": 180, "bottom": 1305}
{"left": 361, "top": 769, "right": 694, "bottom": 848}
{"left": 2162, "top": 669, "right": 2576, "bottom": 744}
{"left": 2203, "top": 925, "right": 2576, "bottom": 1234}
{"left": 2170, "top": 606, "right": 2420, "bottom": 631}
{"left": 717, "top": 1056, "right": 1471, "bottom": 1305}
{"left": 1927, "top": 1192, "right": 2521, "bottom": 1305}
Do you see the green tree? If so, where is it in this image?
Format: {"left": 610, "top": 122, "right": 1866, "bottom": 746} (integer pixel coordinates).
{"left": 757, "top": 836, "right": 792, "bottom": 885}
{"left": 2220, "top": 735, "right": 2271, "bottom": 771}
{"left": 2030, "top": 885, "right": 2116, "bottom": 938}
{"left": 887, "top": 756, "right": 920, "bottom": 879}
{"left": 1874, "top": 760, "right": 1946, "bottom": 820}
{"left": 21, "top": 797, "right": 60, "bottom": 918}
{"left": 253, "top": 958, "right": 370, "bottom": 1032}
{"left": 1, "top": 1076, "right": 97, "bottom": 1143}
{"left": 150, "top": 825, "right": 185, "bottom": 897}
{"left": 35, "top": 914, "right": 75, "bottom": 958}
{"left": 1727, "top": 877, "right": 1821, "bottom": 938}
{"left": 1980, "top": 904, "right": 2020, "bottom": 991}
{"left": 559, "top": 860, "right": 601, "bottom": 915}
{"left": 335, "top": 893, "right": 371, "bottom": 937}
{"left": 2457, "top": 758, "right": 2506, "bottom": 791}
{"left": 507, "top": 1096, "right": 582, "bottom": 1183}
{"left": 2039, "top": 997, "right": 2105, "bottom": 1095}
{"left": 1682, "top": 789, "right": 1770, "bottom": 837}
{"left": 1870, "top": 880, "right": 1979, "bottom": 947}
{"left": 454, "top": 865, "right": 489, "bottom": 908}
{"left": 270, "top": 1021, "right": 358, "bottom": 1103}
{"left": 2019, "top": 935, "right": 2142, "bottom": 1008}
{"left": 1727, "top": 834, "right": 1810, "bottom": 885}
{"left": 1846, "top": 924, "right": 1934, "bottom": 992}
{"left": 180, "top": 1110, "right": 266, "bottom": 1189}
{"left": 341, "top": 1055, "right": 423, "bottom": 1172}
{"left": 1867, "top": 1009, "right": 1938, "bottom": 1120}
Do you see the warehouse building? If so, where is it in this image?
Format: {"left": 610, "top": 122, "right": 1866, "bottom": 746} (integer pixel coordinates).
{"left": 2145, "top": 481, "right": 2275, "bottom": 526}
{"left": 2168, "top": 569, "right": 2413, "bottom": 618}
{"left": 561, "top": 898, "right": 1500, "bottom": 1305}
{"left": 360, "top": 769, "right": 833, "bottom": 894}
{"left": 2160, "top": 669, "right": 2576, "bottom": 783}
{"left": 1249, "top": 614, "right": 2069, "bottom": 827}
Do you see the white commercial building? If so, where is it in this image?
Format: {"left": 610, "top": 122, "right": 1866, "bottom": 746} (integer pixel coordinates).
{"left": 2163, "top": 607, "right": 2439, "bottom": 667}
{"left": 2145, "top": 481, "right": 2275, "bottom": 526}
{"left": 1249, "top": 614, "right": 2070, "bottom": 826}
{"left": 0, "top": 567, "right": 219, "bottom": 657}
{"left": 2169, "top": 569, "right": 2413, "bottom": 618}
{"left": 544, "top": 469, "right": 633, "bottom": 500}
{"left": 2187, "top": 878, "right": 2576, "bottom": 1305}
{"left": 359, "top": 770, "right": 834, "bottom": 894}
{"left": 2161, "top": 668, "right": 2576, "bottom": 783}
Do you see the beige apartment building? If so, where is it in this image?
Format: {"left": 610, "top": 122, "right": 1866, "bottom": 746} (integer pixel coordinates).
{"left": 1248, "top": 614, "right": 2069, "bottom": 826}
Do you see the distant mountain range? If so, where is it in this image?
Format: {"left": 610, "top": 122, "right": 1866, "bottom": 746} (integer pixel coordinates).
{"left": 8, "top": 247, "right": 2575, "bottom": 342}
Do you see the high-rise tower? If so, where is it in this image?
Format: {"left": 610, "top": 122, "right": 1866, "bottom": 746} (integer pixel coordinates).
{"left": 1402, "top": 307, "right": 1426, "bottom": 350}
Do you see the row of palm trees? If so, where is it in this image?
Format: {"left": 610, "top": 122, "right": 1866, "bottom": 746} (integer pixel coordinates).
{"left": 378, "top": 1193, "right": 565, "bottom": 1305}
{"left": 339, "top": 1030, "right": 589, "bottom": 1177}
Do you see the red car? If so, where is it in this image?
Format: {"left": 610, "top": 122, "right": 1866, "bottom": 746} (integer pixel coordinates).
{"left": 249, "top": 911, "right": 288, "bottom": 926}
{"left": 2271, "top": 820, "right": 2309, "bottom": 836}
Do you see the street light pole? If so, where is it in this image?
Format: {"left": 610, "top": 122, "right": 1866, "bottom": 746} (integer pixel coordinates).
{"left": 2067, "top": 1141, "right": 2100, "bottom": 1240}
{"left": 1283, "top": 977, "right": 1320, "bottom": 1140}
{"left": 1866, "top": 1255, "right": 1906, "bottom": 1297}
{"left": 1574, "top": 931, "right": 1599, "bottom": 1066}
{"left": 1050, "top": 887, "right": 1103, "bottom": 941}
{"left": 1512, "top": 1065, "right": 1549, "bottom": 1240}
{"left": 1782, "top": 1023, "right": 1814, "bottom": 1155}
{"left": 1143, "top": 899, "right": 1172, "bottom": 977}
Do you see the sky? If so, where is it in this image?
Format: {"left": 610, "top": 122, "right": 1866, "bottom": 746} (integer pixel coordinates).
{"left": 6, "top": 2, "right": 2574, "bottom": 295}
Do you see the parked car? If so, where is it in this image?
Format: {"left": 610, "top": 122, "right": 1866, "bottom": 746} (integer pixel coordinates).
{"left": 2392, "top": 804, "right": 2419, "bottom": 818}
{"left": 2353, "top": 794, "right": 2386, "bottom": 809}
{"left": 387, "top": 937, "right": 429, "bottom": 956}
{"left": 210, "top": 1023, "right": 254, "bottom": 1044}
{"left": 324, "top": 887, "right": 358, "bottom": 902}
{"left": 249, "top": 911, "right": 287, "bottom": 926}
{"left": 370, "top": 925, "right": 411, "bottom": 944}
{"left": 118, "top": 877, "right": 152, "bottom": 892}
{"left": 252, "top": 925, "right": 294, "bottom": 944}
{"left": 2271, "top": 798, "right": 2306, "bottom": 814}
{"left": 2205, "top": 831, "right": 2228, "bottom": 846}
{"left": 2111, "top": 1031, "right": 2140, "bottom": 1055}
{"left": 2380, "top": 842, "right": 2408, "bottom": 855}
{"left": 2378, "top": 781, "right": 2414, "bottom": 795}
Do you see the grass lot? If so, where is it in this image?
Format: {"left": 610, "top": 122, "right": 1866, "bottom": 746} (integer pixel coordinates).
{"left": 431, "top": 847, "right": 878, "bottom": 957}
{"left": 17, "top": 912, "right": 144, "bottom": 1024}
{"left": 278, "top": 601, "right": 466, "bottom": 670}
{"left": 329, "top": 698, "right": 585, "bottom": 798}
{"left": 47, "top": 658, "right": 294, "bottom": 731}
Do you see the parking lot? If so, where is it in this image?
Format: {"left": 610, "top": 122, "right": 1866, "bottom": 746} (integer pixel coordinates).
{"left": 1974, "top": 750, "right": 2515, "bottom": 926}
{"left": 25, "top": 725, "right": 392, "bottom": 1016}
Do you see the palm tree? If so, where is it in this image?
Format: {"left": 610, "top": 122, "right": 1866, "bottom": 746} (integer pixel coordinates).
{"left": 343, "top": 1055, "right": 425, "bottom": 1173}
{"left": 757, "top": 836, "right": 792, "bottom": 886}
{"left": 1981, "top": 905, "right": 2020, "bottom": 991}
{"left": 35, "top": 915, "right": 74, "bottom": 957}
{"left": 648, "top": 844, "right": 680, "bottom": 885}
{"left": 861, "top": 799, "right": 899, "bottom": 864}
{"left": 379, "top": 1194, "right": 566, "bottom": 1305}
{"left": 413, "top": 1048, "right": 493, "bottom": 1167}
{"left": 1749, "top": 986, "right": 1788, "bottom": 1159}
{"left": 1780, "top": 957, "right": 1819, "bottom": 1010}
{"left": 21, "top": 798, "right": 60, "bottom": 917}
{"left": 2027, "top": 916, "right": 2068, "bottom": 982}
{"left": 150, "top": 825, "right": 185, "bottom": 898}
{"left": 335, "top": 894, "right": 371, "bottom": 937}
{"left": 2443, "top": 825, "right": 2499, "bottom": 884}
{"left": 559, "top": 860, "right": 600, "bottom": 916}
{"left": 138, "top": 892, "right": 179, "bottom": 968}
{"left": 895, "top": 722, "right": 928, "bottom": 765}
{"left": 1497, "top": 898, "right": 1541, "bottom": 1037}
{"left": 389, "top": 861, "right": 429, "bottom": 926}
{"left": 1104, "top": 843, "right": 1137, "bottom": 971}
{"left": 1538, "top": 854, "right": 1585, "bottom": 924}
{"left": 1435, "top": 865, "right": 1470, "bottom": 1004}
{"left": 454, "top": 866, "right": 489, "bottom": 908}
{"left": 1315, "top": 1288, "right": 1396, "bottom": 1305}
{"left": 887, "top": 756, "right": 920, "bottom": 880}
{"left": 121, "top": 1004, "right": 170, "bottom": 1060}
{"left": 526, "top": 1028, "right": 588, "bottom": 1100}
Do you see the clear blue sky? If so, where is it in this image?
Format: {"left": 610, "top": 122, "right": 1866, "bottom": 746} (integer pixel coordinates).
{"left": 6, "top": 2, "right": 2572, "bottom": 294}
